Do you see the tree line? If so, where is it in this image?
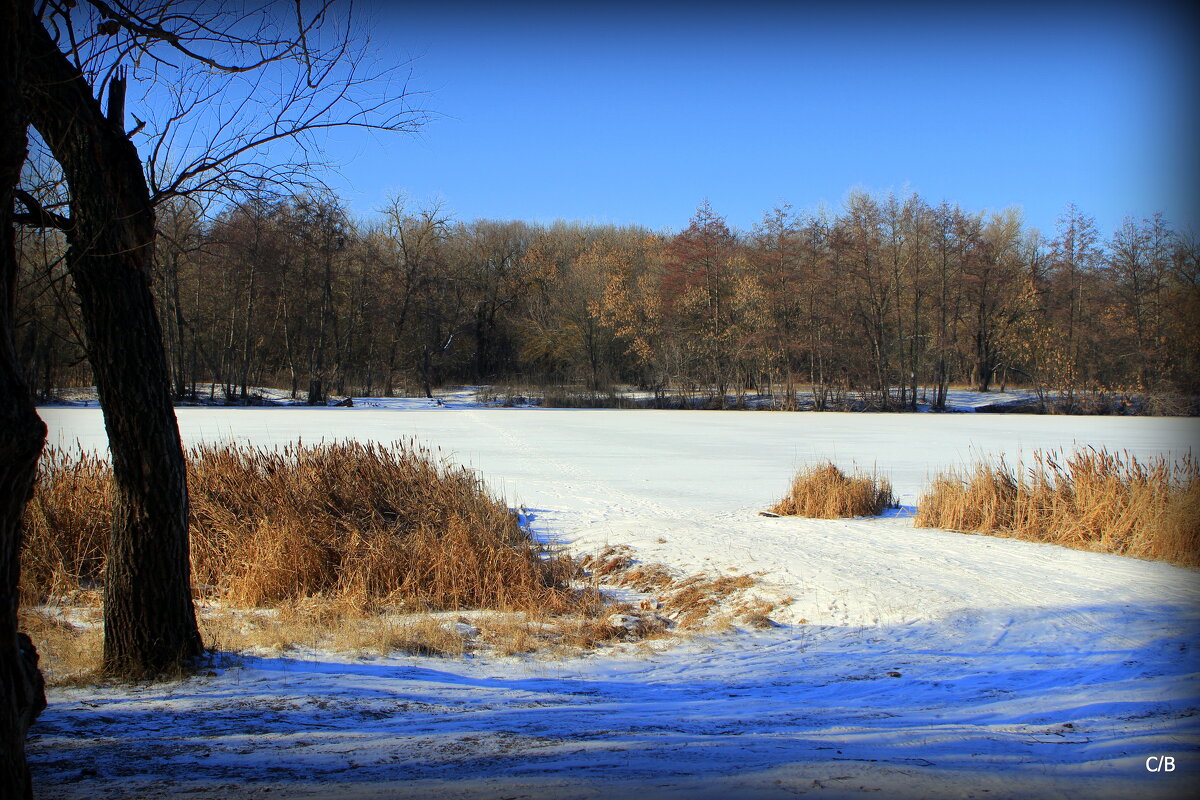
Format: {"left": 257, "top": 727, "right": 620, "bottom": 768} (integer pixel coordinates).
{"left": 18, "top": 191, "right": 1200, "bottom": 410}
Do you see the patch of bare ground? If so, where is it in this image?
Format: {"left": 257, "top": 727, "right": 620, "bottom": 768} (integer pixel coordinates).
{"left": 24, "top": 590, "right": 676, "bottom": 686}
{"left": 17, "top": 606, "right": 104, "bottom": 687}
{"left": 24, "top": 543, "right": 780, "bottom": 685}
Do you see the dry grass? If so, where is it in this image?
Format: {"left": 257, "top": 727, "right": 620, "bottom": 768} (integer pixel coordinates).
{"left": 657, "top": 573, "right": 759, "bottom": 628}
{"left": 22, "top": 442, "right": 723, "bottom": 682}
{"left": 17, "top": 607, "right": 104, "bottom": 687}
{"left": 770, "top": 462, "right": 896, "bottom": 518}
{"left": 19, "top": 448, "right": 111, "bottom": 605}
{"left": 200, "top": 601, "right": 476, "bottom": 658}
{"left": 199, "top": 601, "right": 664, "bottom": 661}
{"left": 580, "top": 546, "right": 773, "bottom": 630}
{"left": 24, "top": 441, "right": 581, "bottom": 612}
{"left": 915, "top": 447, "right": 1200, "bottom": 567}
{"left": 23, "top": 584, "right": 650, "bottom": 687}
{"left": 24, "top": 598, "right": 479, "bottom": 685}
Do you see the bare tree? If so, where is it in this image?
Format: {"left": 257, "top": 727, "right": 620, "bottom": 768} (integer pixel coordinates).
{"left": 1048, "top": 203, "right": 1101, "bottom": 400}
{"left": 375, "top": 196, "right": 451, "bottom": 396}
{"left": 23, "top": 4, "right": 204, "bottom": 676}
{"left": 15, "top": 0, "right": 426, "bottom": 676}
{"left": 153, "top": 194, "right": 210, "bottom": 399}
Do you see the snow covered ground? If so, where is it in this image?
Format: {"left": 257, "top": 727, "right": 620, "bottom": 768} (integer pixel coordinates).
{"left": 29, "top": 407, "right": 1200, "bottom": 799}
{"left": 42, "top": 384, "right": 1042, "bottom": 412}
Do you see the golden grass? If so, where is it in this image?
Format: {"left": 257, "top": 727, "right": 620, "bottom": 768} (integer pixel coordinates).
{"left": 199, "top": 601, "right": 475, "bottom": 658}
{"left": 21, "top": 442, "right": 712, "bottom": 682}
{"left": 579, "top": 545, "right": 773, "bottom": 630}
{"left": 915, "top": 448, "right": 1200, "bottom": 567}
{"left": 25, "top": 598, "right": 481, "bottom": 685}
{"left": 770, "top": 462, "right": 896, "bottom": 518}
{"left": 17, "top": 607, "right": 104, "bottom": 687}
{"left": 24, "top": 440, "right": 580, "bottom": 613}
{"left": 20, "top": 448, "right": 111, "bottom": 605}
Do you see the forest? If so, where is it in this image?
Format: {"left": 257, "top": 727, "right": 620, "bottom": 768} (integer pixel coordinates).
{"left": 16, "top": 190, "right": 1200, "bottom": 412}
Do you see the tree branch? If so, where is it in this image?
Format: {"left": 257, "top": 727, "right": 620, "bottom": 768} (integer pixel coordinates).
{"left": 13, "top": 188, "right": 73, "bottom": 230}
{"left": 84, "top": 0, "right": 306, "bottom": 73}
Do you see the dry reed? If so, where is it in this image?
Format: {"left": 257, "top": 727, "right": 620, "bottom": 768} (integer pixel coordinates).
{"left": 770, "top": 462, "right": 896, "bottom": 518}
{"left": 21, "top": 441, "right": 692, "bottom": 681}
{"left": 23, "top": 440, "right": 581, "bottom": 612}
{"left": 914, "top": 447, "right": 1200, "bottom": 567}
{"left": 20, "top": 447, "right": 111, "bottom": 605}
{"left": 17, "top": 608, "right": 103, "bottom": 687}
{"left": 22, "top": 441, "right": 782, "bottom": 681}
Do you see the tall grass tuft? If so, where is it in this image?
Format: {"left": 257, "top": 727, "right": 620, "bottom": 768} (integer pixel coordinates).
{"left": 23, "top": 440, "right": 583, "bottom": 613}
{"left": 915, "top": 447, "right": 1200, "bottom": 567}
{"left": 20, "top": 447, "right": 112, "bottom": 604}
{"left": 770, "top": 462, "right": 896, "bottom": 518}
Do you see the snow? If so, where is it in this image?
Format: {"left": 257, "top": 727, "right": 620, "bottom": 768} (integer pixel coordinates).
{"left": 39, "top": 384, "right": 1041, "bottom": 412}
{"left": 29, "top": 406, "right": 1200, "bottom": 799}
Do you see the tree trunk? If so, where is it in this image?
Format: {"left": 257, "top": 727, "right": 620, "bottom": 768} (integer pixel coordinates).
{"left": 421, "top": 344, "right": 434, "bottom": 399}
{"left": 1, "top": 1, "right": 48, "bottom": 793}
{"left": 279, "top": 297, "right": 299, "bottom": 398}
{"left": 25, "top": 15, "right": 202, "bottom": 676}
{"left": 239, "top": 258, "right": 257, "bottom": 402}
{"left": 974, "top": 331, "right": 995, "bottom": 392}
{"left": 307, "top": 247, "right": 334, "bottom": 405}
{"left": 168, "top": 260, "right": 190, "bottom": 399}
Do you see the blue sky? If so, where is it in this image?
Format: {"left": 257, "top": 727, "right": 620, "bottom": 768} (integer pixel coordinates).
{"left": 321, "top": 1, "right": 1197, "bottom": 237}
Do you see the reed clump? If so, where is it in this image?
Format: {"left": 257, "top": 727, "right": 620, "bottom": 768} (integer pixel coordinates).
{"left": 770, "top": 462, "right": 896, "bottom": 518}
{"left": 20, "top": 447, "right": 111, "bottom": 605}
{"left": 23, "top": 440, "right": 582, "bottom": 613}
{"left": 914, "top": 448, "right": 1200, "bottom": 567}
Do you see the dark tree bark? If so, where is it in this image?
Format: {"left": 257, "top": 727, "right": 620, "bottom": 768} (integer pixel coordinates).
{"left": 23, "top": 13, "right": 202, "bottom": 676}
{"left": 1, "top": 0, "right": 48, "bottom": 794}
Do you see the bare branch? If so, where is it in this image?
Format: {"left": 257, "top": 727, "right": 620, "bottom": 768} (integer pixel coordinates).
{"left": 13, "top": 189, "right": 74, "bottom": 230}
{"left": 83, "top": 0, "right": 307, "bottom": 73}
{"left": 36, "top": 1, "right": 427, "bottom": 208}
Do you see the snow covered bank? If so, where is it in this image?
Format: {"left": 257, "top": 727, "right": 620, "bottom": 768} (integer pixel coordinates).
{"left": 28, "top": 408, "right": 1200, "bottom": 798}
{"left": 35, "top": 384, "right": 1057, "bottom": 414}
